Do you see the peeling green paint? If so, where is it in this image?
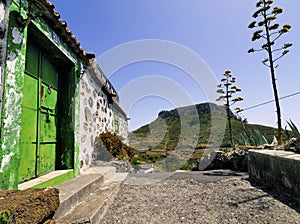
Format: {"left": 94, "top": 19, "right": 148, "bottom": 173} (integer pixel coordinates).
{"left": 32, "top": 18, "right": 79, "bottom": 65}
{"left": 0, "top": 0, "right": 82, "bottom": 189}
{"left": 0, "top": 8, "right": 27, "bottom": 190}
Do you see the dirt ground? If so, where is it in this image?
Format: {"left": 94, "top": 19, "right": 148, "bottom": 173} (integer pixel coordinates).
{"left": 102, "top": 170, "right": 300, "bottom": 224}
{"left": 0, "top": 187, "right": 59, "bottom": 223}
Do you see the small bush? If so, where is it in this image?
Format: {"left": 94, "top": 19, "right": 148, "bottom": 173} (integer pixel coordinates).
{"left": 130, "top": 157, "right": 141, "bottom": 165}
{"left": 100, "top": 132, "right": 137, "bottom": 160}
{"left": 181, "top": 149, "right": 205, "bottom": 170}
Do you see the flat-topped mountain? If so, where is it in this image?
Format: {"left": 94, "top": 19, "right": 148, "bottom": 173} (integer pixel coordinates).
{"left": 129, "top": 102, "right": 278, "bottom": 150}
{"left": 157, "top": 103, "right": 228, "bottom": 119}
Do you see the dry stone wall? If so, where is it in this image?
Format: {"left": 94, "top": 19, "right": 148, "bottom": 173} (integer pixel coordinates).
{"left": 248, "top": 149, "right": 300, "bottom": 201}
{"left": 79, "top": 60, "right": 128, "bottom": 171}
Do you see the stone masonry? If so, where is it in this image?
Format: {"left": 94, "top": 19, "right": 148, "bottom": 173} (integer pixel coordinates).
{"left": 79, "top": 59, "right": 128, "bottom": 171}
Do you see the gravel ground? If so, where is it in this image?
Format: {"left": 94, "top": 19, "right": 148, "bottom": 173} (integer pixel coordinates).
{"left": 102, "top": 170, "right": 300, "bottom": 224}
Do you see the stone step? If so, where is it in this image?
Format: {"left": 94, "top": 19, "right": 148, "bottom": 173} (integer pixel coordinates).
{"left": 85, "top": 166, "right": 129, "bottom": 183}
{"left": 56, "top": 173, "right": 104, "bottom": 218}
{"left": 85, "top": 166, "right": 117, "bottom": 178}
{"left": 56, "top": 179, "right": 121, "bottom": 224}
{"left": 56, "top": 166, "right": 128, "bottom": 223}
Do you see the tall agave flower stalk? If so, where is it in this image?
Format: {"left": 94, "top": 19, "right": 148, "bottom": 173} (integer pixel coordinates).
{"left": 216, "top": 70, "right": 243, "bottom": 147}
{"left": 248, "top": 0, "right": 292, "bottom": 145}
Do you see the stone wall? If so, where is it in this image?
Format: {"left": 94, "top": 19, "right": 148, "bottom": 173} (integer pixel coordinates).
{"left": 79, "top": 60, "right": 128, "bottom": 171}
{"left": 112, "top": 102, "right": 129, "bottom": 143}
{"left": 248, "top": 149, "right": 300, "bottom": 200}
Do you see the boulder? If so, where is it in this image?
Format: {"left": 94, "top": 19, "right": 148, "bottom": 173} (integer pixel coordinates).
{"left": 92, "top": 137, "right": 114, "bottom": 162}
{"left": 284, "top": 137, "right": 300, "bottom": 153}
{"left": 197, "top": 148, "right": 248, "bottom": 172}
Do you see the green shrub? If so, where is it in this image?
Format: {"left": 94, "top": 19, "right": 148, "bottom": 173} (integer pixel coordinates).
{"left": 133, "top": 153, "right": 164, "bottom": 164}
{"left": 100, "top": 132, "right": 137, "bottom": 160}
{"left": 130, "top": 157, "right": 141, "bottom": 165}
{"left": 180, "top": 149, "right": 204, "bottom": 170}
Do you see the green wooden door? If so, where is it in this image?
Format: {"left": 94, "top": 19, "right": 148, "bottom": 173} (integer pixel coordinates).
{"left": 19, "top": 44, "right": 59, "bottom": 182}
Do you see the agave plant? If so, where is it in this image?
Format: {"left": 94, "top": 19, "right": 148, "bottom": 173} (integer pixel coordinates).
{"left": 286, "top": 119, "right": 300, "bottom": 138}
{"left": 285, "top": 120, "right": 300, "bottom": 153}
{"left": 248, "top": 0, "right": 293, "bottom": 145}
{"left": 235, "top": 129, "right": 268, "bottom": 146}
{"left": 216, "top": 70, "right": 243, "bottom": 147}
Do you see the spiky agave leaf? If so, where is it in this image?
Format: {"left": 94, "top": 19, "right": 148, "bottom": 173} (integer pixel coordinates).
{"left": 235, "top": 132, "right": 250, "bottom": 146}
{"left": 287, "top": 119, "right": 300, "bottom": 138}
{"left": 253, "top": 129, "right": 268, "bottom": 146}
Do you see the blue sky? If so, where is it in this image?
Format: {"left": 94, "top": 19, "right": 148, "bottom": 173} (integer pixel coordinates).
{"left": 50, "top": 0, "right": 300, "bottom": 131}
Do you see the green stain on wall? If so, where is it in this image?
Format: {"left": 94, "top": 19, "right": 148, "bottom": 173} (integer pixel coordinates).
{"left": 32, "top": 17, "right": 78, "bottom": 65}
{"left": 0, "top": 1, "right": 82, "bottom": 189}
{"left": 0, "top": 8, "right": 28, "bottom": 190}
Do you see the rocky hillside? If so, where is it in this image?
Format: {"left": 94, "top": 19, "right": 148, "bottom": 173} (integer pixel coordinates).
{"left": 129, "top": 102, "right": 279, "bottom": 150}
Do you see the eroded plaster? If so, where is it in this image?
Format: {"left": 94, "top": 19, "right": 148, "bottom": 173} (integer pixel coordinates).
{"left": 0, "top": 3, "right": 5, "bottom": 17}
{"left": 0, "top": 3, "right": 28, "bottom": 189}
{"left": 0, "top": 152, "right": 14, "bottom": 173}
{"left": 11, "top": 27, "right": 23, "bottom": 44}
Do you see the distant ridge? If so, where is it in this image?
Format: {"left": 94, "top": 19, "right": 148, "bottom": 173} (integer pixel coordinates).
{"left": 158, "top": 102, "right": 227, "bottom": 119}
{"left": 129, "top": 102, "right": 278, "bottom": 150}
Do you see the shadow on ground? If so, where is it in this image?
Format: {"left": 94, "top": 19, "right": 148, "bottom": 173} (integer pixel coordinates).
{"left": 248, "top": 178, "right": 300, "bottom": 213}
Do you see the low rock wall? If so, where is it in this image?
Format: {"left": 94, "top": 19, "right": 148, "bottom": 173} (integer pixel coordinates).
{"left": 248, "top": 149, "right": 300, "bottom": 200}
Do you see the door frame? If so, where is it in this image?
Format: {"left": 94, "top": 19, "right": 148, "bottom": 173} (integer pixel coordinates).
{"left": 18, "top": 24, "right": 77, "bottom": 183}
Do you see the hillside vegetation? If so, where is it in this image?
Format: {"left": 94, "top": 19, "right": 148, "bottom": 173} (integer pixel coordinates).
{"left": 129, "top": 102, "right": 279, "bottom": 151}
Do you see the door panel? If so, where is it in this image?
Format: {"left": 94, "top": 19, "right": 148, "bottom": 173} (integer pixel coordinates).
{"left": 19, "top": 74, "right": 38, "bottom": 182}
{"left": 39, "top": 144, "right": 56, "bottom": 175}
{"left": 41, "top": 83, "right": 58, "bottom": 111}
{"left": 19, "top": 43, "right": 59, "bottom": 182}
{"left": 39, "top": 79, "right": 58, "bottom": 175}
{"left": 40, "top": 112, "right": 57, "bottom": 142}
{"left": 25, "top": 43, "right": 39, "bottom": 77}
{"left": 41, "top": 55, "right": 58, "bottom": 88}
